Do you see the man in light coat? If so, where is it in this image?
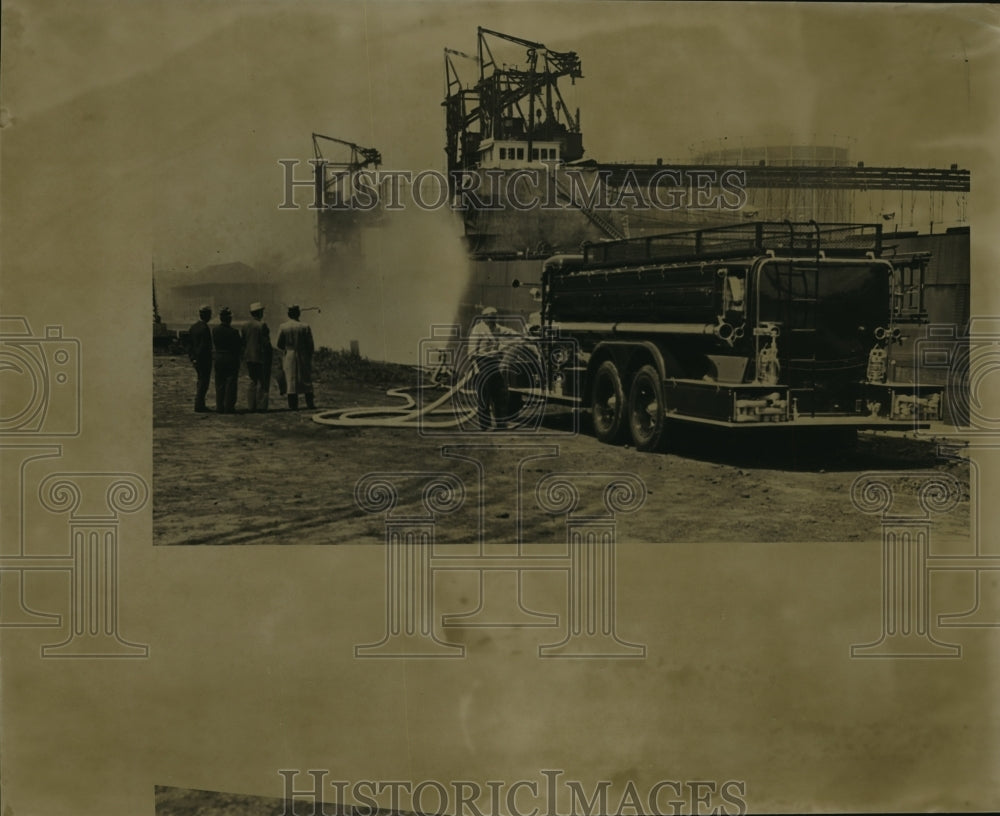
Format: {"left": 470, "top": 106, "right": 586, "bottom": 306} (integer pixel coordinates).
{"left": 276, "top": 305, "right": 315, "bottom": 410}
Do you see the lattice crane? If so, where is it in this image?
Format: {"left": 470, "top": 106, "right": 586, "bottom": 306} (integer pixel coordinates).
{"left": 443, "top": 28, "right": 584, "bottom": 180}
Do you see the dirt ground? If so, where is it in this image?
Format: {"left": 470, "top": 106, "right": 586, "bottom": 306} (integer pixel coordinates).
{"left": 155, "top": 786, "right": 295, "bottom": 816}
{"left": 153, "top": 352, "right": 970, "bottom": 546}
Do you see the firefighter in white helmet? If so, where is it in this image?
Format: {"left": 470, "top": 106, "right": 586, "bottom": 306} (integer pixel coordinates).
{"left": 466, "top": 306, "right": 521, "bottom": 430}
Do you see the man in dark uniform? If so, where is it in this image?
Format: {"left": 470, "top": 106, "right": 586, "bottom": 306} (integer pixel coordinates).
{"left": 212, "top": 306, "right": 243, "bottom": 414}
{"left": 187, "top": 304, "right": 213, "bottom": 412}
{"left": 241, "top": 301, "right": 272, "bottom": 412}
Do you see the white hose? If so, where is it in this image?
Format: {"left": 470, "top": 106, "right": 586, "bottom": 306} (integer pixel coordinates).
{"left": 311, "top": 371, "right": 478, "bottom": 428}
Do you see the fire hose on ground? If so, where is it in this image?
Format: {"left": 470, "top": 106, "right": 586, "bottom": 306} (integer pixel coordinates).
{"left": 311, "top": 367, "right": 479, "bottom": 429}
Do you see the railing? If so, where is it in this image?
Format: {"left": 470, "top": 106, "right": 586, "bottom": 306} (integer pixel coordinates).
{"left": 582, "top": 221, "right": 883, "bottom": 266}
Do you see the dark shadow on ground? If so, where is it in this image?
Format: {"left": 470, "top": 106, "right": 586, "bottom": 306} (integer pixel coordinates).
{"left": 532, "top": 411, "right": 958, "bottom": 474}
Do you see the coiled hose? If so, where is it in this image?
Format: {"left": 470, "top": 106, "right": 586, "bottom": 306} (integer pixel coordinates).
{"left": 311, "top": 368, "right": 478, "bottom": 428}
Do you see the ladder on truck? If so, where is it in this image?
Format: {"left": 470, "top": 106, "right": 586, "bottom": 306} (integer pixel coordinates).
{"left": 777, "top": 222, "right": 822, "bottom": 417}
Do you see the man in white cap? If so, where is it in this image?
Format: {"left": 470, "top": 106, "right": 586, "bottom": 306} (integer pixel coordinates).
{"left": 187, "top": 304, "right": 213, "bottom": 412}
{"left": 276, "top": 304, "right": 315, "bottom": 410}
{"left": 466, "top": 305, "right": 520, "bottom": 429}
{"left": 241, "top": 302, "right": 272, "bottom": 412}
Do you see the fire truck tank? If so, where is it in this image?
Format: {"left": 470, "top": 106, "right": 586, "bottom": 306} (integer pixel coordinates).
{"left": 546, "top": 261, "right": 720, "bottom": 326}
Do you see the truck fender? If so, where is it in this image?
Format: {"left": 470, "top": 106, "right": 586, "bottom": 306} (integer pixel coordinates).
{"left": 588, "top": 340, "right": 680, "bottom": 385}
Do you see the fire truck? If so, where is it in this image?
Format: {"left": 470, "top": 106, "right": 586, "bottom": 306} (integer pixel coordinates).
{"left": 506, "top": 221, "right": 943, "bottom": 450}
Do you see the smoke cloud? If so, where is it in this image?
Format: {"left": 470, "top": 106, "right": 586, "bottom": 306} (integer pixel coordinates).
{"left": 284, "top": 205, "right": 470, "bottom": 364}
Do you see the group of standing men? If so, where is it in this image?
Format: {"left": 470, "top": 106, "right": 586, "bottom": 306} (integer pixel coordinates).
{"left": 187, "top": 302, "right": 315, "bottom": 414}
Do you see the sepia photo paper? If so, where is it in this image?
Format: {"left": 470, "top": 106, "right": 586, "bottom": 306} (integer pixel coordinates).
{"left": 1, "top": 2, "right": 999, "bottom": 814}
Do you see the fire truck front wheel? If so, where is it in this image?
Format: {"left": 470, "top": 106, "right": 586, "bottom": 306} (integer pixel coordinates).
{"left": 628, "top": 364, "right": 666, "bottom": 452}
{"left": 591, "top": 360, "right": 628, "bottom": 444}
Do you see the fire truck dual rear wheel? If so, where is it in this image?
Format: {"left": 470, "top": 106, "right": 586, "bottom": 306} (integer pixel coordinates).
{"left": 591, "top": 360, "right": 628, "bottom": 444}
{"left": 628, "top": 364, "right": 666, "bottom": 452}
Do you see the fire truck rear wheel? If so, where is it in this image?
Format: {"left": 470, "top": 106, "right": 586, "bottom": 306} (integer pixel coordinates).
{"left": 628, "top": 364, "right": 666, "bottom": 452}
{"left": 591, "top": 360, "right": 628, "bottom": 444}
